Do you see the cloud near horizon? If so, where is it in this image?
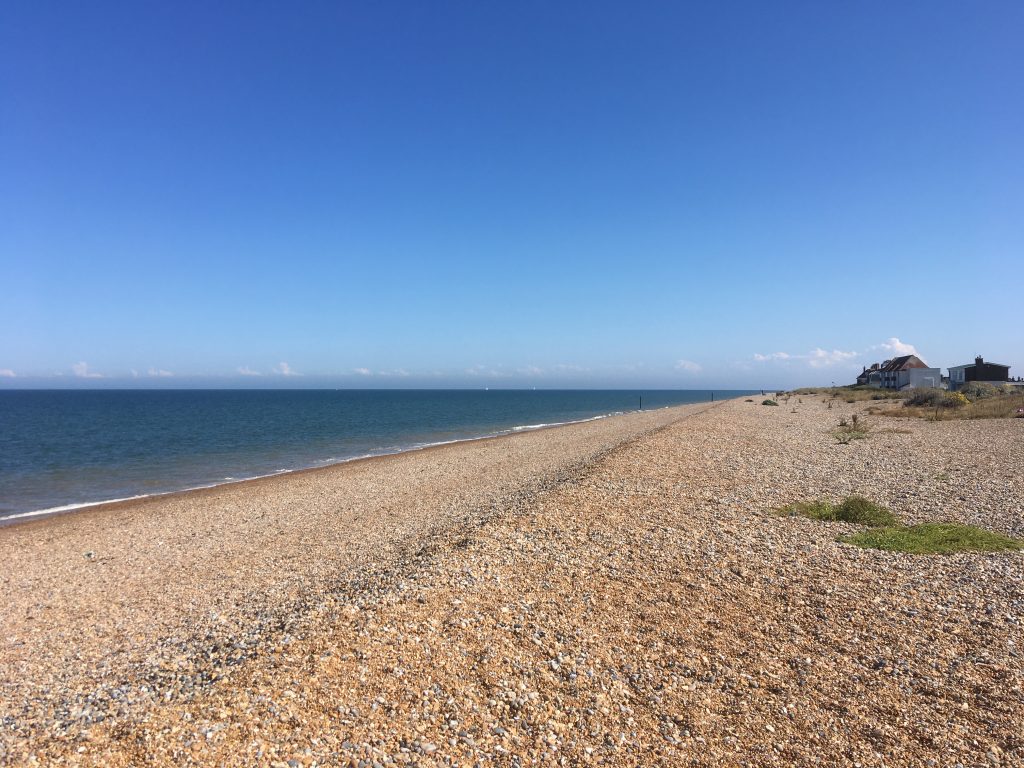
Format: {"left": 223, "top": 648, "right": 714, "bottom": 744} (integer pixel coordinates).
{"left": 237, "top": 366, "right": 261, "bottom": 376}
{"left": 806, "top": 348, "right": 859, "bottom": 368}
{"left": 753, "top": 338, "right": 917, "bottom": 369}
{"left": 461, "top": 363, "right": 596, "bottom": 379}
{"left": 674, "top": 359, "right": 702, "bottom": 373}
{"left": 148, "top": 367, "right": 174, "bottom": 377}
{"left": 0, "top": 368, "right": 16, "bottom": 378}
{"left": 465, "top": 364, "right": 501, "bottom": 378}
{"left": 71, "top": 361, "right": 104, "bottom": 378}
{"left": 273, "top": 362, "right": 300, "bottom": 376}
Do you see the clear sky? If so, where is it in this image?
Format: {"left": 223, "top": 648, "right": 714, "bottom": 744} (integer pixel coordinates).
{"left": 2, "top": 2, "right": 1021, "bottom": 389}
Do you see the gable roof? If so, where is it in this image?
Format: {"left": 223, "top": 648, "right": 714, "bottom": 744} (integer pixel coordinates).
{"left": 880, "top": 355, "right": 928, "bottom": 372}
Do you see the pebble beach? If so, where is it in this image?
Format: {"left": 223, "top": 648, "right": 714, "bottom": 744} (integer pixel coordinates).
{"left": 1, "top": 395, "right": 1022, "bottom": 767}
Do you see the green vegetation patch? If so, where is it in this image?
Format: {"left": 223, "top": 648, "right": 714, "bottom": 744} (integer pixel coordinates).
{"left": 904, "top": 388, "right": 967, "bottom": 409}
{"left": 843, "top": 523, "right": 1023, "bottom": 555}
{"left": 778, "top": 495, "right": 1023, "bottom": 555}
{"left": 793, "top": 386, "right": 904, "bottom": 402}
{"left": 833, "top": 422, "right": 871, "bottom": 444}
{"left": 762, "top": 399, "right": 778, "bottom": 406}
{"left": 870, "top": 384, "right": 1024, "bottom": 421}
{"left": 779, "top": 496, "right": 899, "bottom": 527}
{"left": 957, "top": 382, "right": 1004, "bottom": 401}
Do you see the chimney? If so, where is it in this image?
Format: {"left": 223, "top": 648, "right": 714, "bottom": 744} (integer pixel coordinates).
{"left": 975, "top": 355, "right": 984, "bottom": 366}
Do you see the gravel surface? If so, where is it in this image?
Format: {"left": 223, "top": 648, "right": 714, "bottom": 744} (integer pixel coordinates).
{"left": 1, "top": 396, "right": 1022, "bottom": 767}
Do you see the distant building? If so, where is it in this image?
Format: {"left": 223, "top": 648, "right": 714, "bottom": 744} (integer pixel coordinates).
{"left": 948, "top": 356, "right": 1011, "bottom": 390}
{"left": 856, "top": 363, "right": 880, "bottom": 386}
{"left": 862, "top": 355, "right": 941, "bottom": 390}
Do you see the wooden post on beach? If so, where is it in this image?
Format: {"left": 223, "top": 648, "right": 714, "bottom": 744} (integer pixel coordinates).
{"left": 639, "top": 395, "right": 642, "bottom": 411}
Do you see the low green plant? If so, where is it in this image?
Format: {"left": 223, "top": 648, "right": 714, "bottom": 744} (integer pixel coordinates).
{"left": 779, "top": 499, "right": 833, "bottom": 518}
{"left": 957, "top": 382, "right": 1003, "bottom": 401}
{"left": 874, "top": 426, "right": 912, "bottom": 435}
{"left": 778, "top": 496, "right": 898, "bottom": 527}
{"left": 762, "top": 399, "right": 778, "bottom": 406}
{"left": 833, "top": 415, "right": 871, "bottom": 444}
{"left": 945, "top": 391, "right": 969, "bottom": 407}
{"left": 870, "top": 388, "right": 1024, "bottom": 420}
{"left": 904, "top": 388, "right": 943, "bottom": 407}
{"left": 842, "top": 523, "right": 1023, "bottom": 555}
{"left": 778, "top": 496, "right": 1023, "bottom": 555}
{"left": 793, "top": 386, "right": 903, "bottom": 402}
{"left": 904, "top": 389, "right": 966, "bottom": 409}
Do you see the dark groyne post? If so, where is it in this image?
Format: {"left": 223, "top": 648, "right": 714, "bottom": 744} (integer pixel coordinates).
{"left": 639, "top": 395, "right": 643, "bottom": 411}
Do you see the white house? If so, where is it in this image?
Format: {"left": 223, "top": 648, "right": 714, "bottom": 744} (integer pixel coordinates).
{"left": 865, "top": 355, "right": 941, "bottom": 390}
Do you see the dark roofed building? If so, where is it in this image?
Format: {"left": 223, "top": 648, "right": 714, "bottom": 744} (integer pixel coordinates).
{"left": 948, "top": 356, "right": 1010, "bottom": 390}
{"left": 856, "top": 363, "right": 879, "bottom": 386}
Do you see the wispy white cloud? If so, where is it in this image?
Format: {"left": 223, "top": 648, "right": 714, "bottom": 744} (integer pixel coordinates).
{"left": 273, "top": 362, "right": 300, "bottom": 376}
{"left": 871, "top": 337, "right": 918, "bottom": 357}
{"left": 674, "top": 359, "right": 702, "bottom": 372}
{"left": 0, "top": 368, "right": 16, "bottom": 378}
{"left": 754, "top": 347, "right": 856, "bottom": 367}
{"left": 353, "top": 367, "right": 373, "bottom": 376}
{"left": 465, "top": 364, "right": 501, "bottom": 377}
{"left": 71, "top": 361, "right": 104, "bottom": 378}
{"left": 806, "top": 348, "right": 859, "bottom": 368}
{"left": 238, "top": 366, "right": 262, "bottom": 376}
{"left": 148, "top": 367, "right": 174, "bottom": 377}
{"left": 518, "top": 365, "right": 544, "bottom": 376}
{"left": 752, "top": 338, "right": 919, "bottom": 369}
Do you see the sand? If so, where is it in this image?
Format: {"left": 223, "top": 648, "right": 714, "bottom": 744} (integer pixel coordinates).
{"left": 1, "top": 396, "right": 1022, "bottom": 766}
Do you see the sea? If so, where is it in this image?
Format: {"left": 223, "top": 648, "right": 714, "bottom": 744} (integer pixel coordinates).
{"left": 0, "top": 389, "right": 757, "bottom": 522}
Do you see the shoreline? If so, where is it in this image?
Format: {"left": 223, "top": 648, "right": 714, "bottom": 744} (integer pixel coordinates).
{"left": 0, "top": 401, "right": 705, "bottom": 532}
{"left": 0, "top": 410, "right": 632, "bottom": 528}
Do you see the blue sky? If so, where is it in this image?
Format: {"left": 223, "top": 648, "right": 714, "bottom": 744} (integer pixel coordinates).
{"left": 1, "top": 2, "right": 1021, "bottom": 389}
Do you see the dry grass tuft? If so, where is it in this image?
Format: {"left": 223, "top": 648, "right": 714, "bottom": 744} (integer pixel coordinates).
{"left": 871, "top": 390, "right": 1024, "bottom": 421}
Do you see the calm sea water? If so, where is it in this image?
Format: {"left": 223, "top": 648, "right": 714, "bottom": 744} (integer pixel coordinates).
{"left": 0, "top": 389, "right": 755, "bottom": 521}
